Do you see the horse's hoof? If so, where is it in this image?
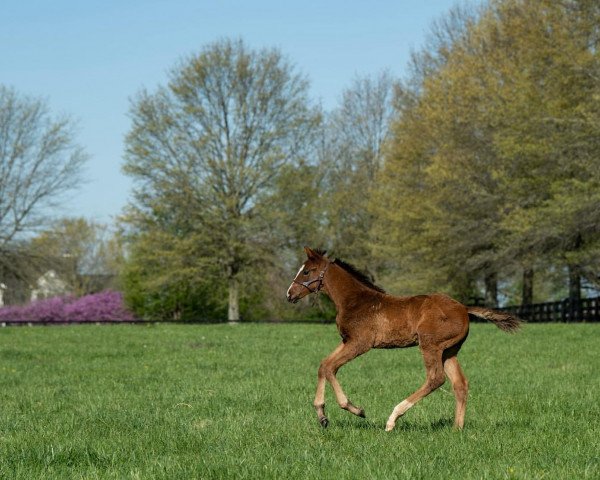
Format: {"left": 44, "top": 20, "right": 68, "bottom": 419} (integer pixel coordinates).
{"left": 319, "top": 417, "right": 329, "bottom": 428}
{"left": 357, "top": 408, "right": 366, "bottom": 418}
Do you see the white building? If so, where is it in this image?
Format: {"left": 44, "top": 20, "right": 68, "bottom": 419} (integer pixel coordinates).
{"left": 30, "top": 270, "right": 68, "bottom": 301}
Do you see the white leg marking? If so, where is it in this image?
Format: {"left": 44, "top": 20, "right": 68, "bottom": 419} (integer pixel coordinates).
{"left": 385, "top": 400, "right": 414, "bottom": 431}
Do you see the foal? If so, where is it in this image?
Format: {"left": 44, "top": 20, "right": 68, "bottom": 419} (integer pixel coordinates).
{"left": 286, "top": 247, "right": 520, "bottom": 431}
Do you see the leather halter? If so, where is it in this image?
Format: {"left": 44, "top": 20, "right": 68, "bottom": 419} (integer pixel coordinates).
{"left": 293, "top": 262, "right": 330, "bottom": 294}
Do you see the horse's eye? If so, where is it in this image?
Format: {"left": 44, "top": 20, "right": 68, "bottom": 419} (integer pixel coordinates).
{"left": 303, "top": 270, "right": 309, "bottom": 276}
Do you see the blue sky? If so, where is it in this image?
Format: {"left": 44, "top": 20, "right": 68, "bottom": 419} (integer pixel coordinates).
{"left": 2, "top": 0, "right": 457, "bottom": 223}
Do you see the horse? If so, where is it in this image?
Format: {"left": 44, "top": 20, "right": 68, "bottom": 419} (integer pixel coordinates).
{"left": 286, "top": 247, "right": 521, "bottom": 431}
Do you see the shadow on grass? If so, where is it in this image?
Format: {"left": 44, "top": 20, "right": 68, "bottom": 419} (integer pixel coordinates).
{"left": 332, "top": 416, "right": 455, "bottom": 432}
{"left": 334, "top": 417, "right": 382, "bottom": 430}
{"left": 395, "top": 417, "right": 454, "bottom": 432}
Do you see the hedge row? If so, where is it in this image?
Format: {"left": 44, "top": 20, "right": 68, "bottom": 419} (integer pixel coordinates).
{"left": 0, "top": 290, "right": 136, "bottom": 322}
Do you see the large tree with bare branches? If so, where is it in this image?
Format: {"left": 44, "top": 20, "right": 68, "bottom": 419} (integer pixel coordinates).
{"left": 0, "top": 85, "right": 87, "bottom": 276}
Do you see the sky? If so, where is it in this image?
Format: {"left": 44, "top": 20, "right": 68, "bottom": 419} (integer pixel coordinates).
{"left": 2, "top": 0, "right": 458, "bottom": 224}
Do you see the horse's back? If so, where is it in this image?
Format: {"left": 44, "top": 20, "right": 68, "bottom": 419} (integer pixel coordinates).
{"left": 374, "top": 293, "right": 468, "bottom": 349}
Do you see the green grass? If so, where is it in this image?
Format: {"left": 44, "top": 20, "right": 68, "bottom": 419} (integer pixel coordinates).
{"left": 0, "top": 323, "right": 598, "bottom": 479}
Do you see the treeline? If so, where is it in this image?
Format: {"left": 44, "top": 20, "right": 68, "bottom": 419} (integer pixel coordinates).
{"left": 117, "top": 0, "right": 599, "bottom": 321}
{"left": 373, "top": 0, "right": 600, "bottom": 307}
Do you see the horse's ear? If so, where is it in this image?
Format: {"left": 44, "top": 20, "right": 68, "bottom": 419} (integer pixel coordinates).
{"left": 304, "top": 246, "right": 318, "bottom": 259}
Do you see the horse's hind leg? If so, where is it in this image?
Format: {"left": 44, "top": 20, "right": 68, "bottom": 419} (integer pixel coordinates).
{"left": 385, "top": 347, "right": 445, "bottom": 431}
{"left": 314, "top": 341, "right": 368, "bottom": 427}
{"left": 443, "top": 348, "right": 468, "bottom": 429}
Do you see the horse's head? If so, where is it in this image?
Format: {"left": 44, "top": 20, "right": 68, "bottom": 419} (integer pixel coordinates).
{"left": 286, "top": 247, "right": 330, "bottom": 303}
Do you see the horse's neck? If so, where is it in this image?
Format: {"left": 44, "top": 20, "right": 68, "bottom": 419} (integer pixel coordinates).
{"left": 324, "top": 263, "right": 373, "bottom": 311}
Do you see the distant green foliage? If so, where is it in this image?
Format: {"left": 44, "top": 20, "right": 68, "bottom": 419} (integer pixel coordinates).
{"left": 371, "top": 0, "right": 600, "bottom": 304}
{"left": 120, "top": 231, "right": 227, "bottom": 321}
{"left": 119, "top": 2, "right": 600, "bottom": 319}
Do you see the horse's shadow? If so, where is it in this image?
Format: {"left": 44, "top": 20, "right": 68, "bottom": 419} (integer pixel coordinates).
{"left": 334, "top": 417, "right": 382, "bottom": 430}
{"left": 396, "top": 417, "right": 454, "bottom": 432}
{"left": 334, "top": 416, "right": 454, "bottom": 432}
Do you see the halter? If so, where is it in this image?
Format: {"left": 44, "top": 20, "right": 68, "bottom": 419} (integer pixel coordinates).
{"left": 293, "top": 262, "right": 330, "bottom": 294}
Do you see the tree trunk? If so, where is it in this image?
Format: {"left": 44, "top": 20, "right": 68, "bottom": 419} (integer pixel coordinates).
{"left": 484, "top": 271, "right": 498, "bottom": 308}
{"left": 568, "top": 233, "right": 583, "bottom": 303}
{"left": 568, "top": 264, "right": 581, "bottom": 322}
{"left": 522, "top": 268, "right": 534, "bottom": 305}
{"left": 568, "top": 265, "right": 581, "bottom": 302}
{"left": 228, "top": 276, "right": 240, "bottom": 323}
{"left": 567, "top": 234, "right": 583, "bottom": 321}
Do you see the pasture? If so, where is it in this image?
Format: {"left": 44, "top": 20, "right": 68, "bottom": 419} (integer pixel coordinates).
{"left": 0, "top": 322, "right": 598, "bottom": 479}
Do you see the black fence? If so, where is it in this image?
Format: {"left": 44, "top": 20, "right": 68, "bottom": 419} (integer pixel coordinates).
{"left": 495, "top": 296, "right": 600, "bottom": 323}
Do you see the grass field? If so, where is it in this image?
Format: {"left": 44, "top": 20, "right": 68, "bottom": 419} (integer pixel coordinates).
{"left": 0, "top": 322, "right": 598, "bottom": 479}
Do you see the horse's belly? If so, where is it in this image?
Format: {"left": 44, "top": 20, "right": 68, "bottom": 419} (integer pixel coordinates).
{"left": 372, "top": 318, "right": 418, "bottom": 348}
{"left": 373, "top": 336, "right": 419, "bottom": 349}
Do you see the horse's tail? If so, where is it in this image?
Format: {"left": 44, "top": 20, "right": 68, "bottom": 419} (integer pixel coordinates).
{"left": 467, "top": 306, "right": 522, "bottom": 333}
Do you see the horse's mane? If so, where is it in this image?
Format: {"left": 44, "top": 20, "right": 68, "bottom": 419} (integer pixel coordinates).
{"left": 333, "top": 258, "right": 386, "bottom": 294}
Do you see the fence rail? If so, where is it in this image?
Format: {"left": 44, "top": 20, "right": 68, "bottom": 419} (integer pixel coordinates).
{"left": 495, "top": 296, "right": 600, "bottom": 323}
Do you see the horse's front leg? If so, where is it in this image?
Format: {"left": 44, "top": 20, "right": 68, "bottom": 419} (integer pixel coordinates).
{"left": 313, "top": 341, "right": 368, "bottom": 427}
{"left": 313, "top": 343, "right": 342, "bottom": 427}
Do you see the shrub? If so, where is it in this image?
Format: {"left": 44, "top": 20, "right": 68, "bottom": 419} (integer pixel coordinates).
{"left": 0, "top": 291, "right": 136, "bottom": 322}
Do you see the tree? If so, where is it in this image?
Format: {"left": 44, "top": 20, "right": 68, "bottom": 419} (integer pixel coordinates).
{"left": 123, "top": 39, "right": 320, "bottom": 322}
{"left": 120, "top": 229, "right": 226, "bottom": 321}
{"left": 486, "top": 0, "right": 600, "bottom": 304}
{"left": 372, "top": 0, "right": 600, "bottom": 306}
{"left": 0, "top": 86, "right": 87, "bottom": 276}
{"left": 322, "top": 71, "right": 397, "bottom": 276}
{"left": 370, "top": 6, "right": 494, "bottom": 303}
{"left": 30, "top": 217, "right": 124, "bottom": 296}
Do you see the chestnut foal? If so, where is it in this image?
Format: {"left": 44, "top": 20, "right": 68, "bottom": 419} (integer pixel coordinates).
{"left": 286, "top": 247, "right": 520, "bottom": 431}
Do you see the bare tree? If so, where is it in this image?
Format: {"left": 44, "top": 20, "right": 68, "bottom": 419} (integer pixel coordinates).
{"left": 323, "top": 71, "right": 397, "bottom": 270}
{"left": 0, "top": 86, "right": 87, "bottom": 274}
{"left": 328, "top": 71, "right": 397, "bottom": 180}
